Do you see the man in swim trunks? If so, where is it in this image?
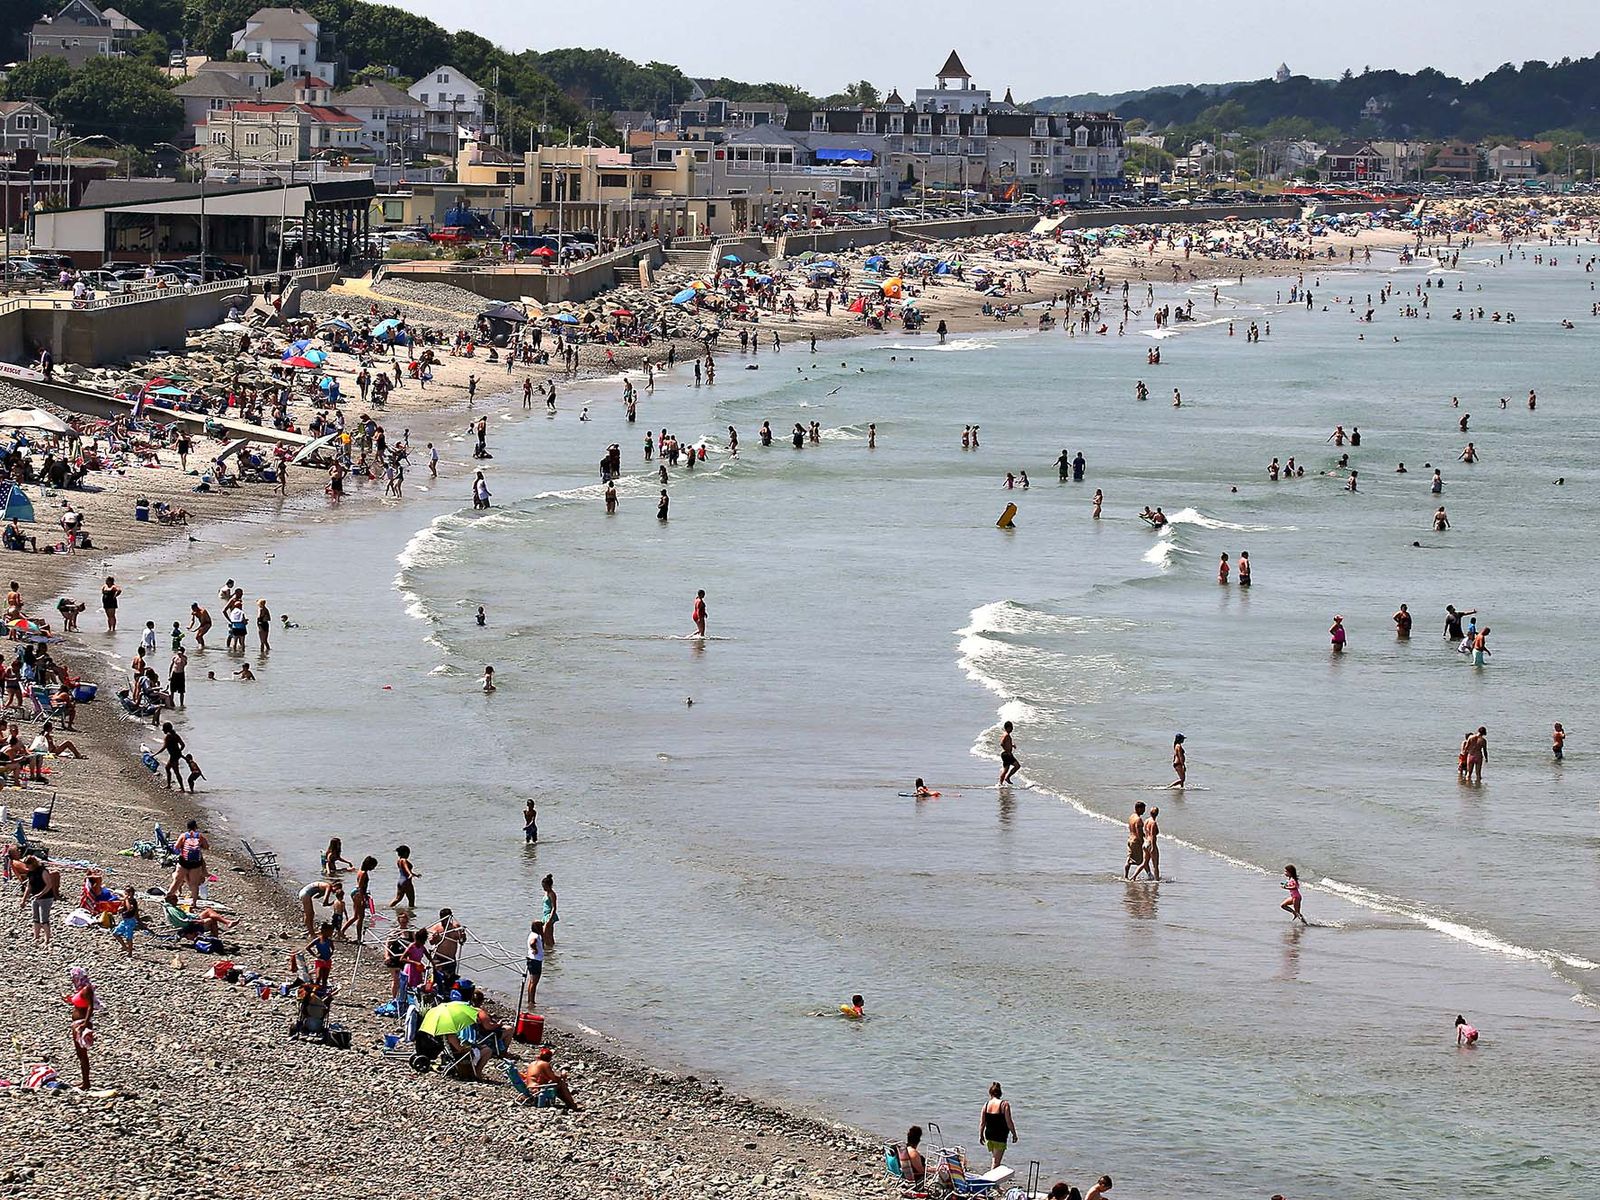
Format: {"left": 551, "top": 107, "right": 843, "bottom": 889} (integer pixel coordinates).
{"left": 1124, "top": 801, "right": 1146, "bottom": 879}
{"left": 998, "top": 721, "right": 1021, "bottom": 785}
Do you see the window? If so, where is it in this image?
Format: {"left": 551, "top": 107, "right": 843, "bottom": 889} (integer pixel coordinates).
{"left": 1073, "top": 155, "right": 1089, "bottom": 172}
{"left": 811, "top": 113, "right": 826, "bottom": 130}
{"left": 382, "top": 200, "right": 405, "bottom": 220}
{"left": 279, "top": 132, "right": 293, "bottom": 146}
{"left": 860, "top": 114, "right": 875, "bottom": 134}
{"left": 693, "top": 148, "right": 709, "bottom": 163}
{"left": 1033, "top": 118, "right": 1049, "bottom": 137}
{"left": 437, "top": 73, "right": 447, "bottom": 83}
{"left": 707, "top": 203, "right": 717, "bottom": 217}
{"left": 655, "top": 147, "right": 674, "bottom": 164}
{"left": 418, "top": 93, "right": 428, "bottom": 103}
{"left": 913, "top": 137, "right": 930, "bottom": 154}
{"left": 1074, "top": 127, "right": 1088, "bottom": 148}
{"left": 455, "top": 94, "right": 464, "bottom": 103}
{"left": 915, "top": 115, "right": 931, "bottom": 134}
{"left": 600, "top": 173, "right": 627, "bottom": 188}
{"left": 943, "top": 117, "right": 958, "bottom": 135}
{"left": 210, "top": 131, "right": 227, "bottom": 144}
{"left": 245, "top": 132, "right": 260, "bottom": 146}
{"left": 971, "top": 117, "right": 986, "bottom": 136}
{"left": 640, "top": 174, "right": 652, "bottom": 188}
{"left": 373, "top": 109, "right": 385, "bottom": 120}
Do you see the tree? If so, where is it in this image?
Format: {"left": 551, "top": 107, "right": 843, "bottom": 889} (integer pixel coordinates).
{"left": 822, "top": 80, "right": 880, "bottom": 108}
{"left": 183, "top": 0, "right": 258, "bottom": 58}
{"left": 3, "top": 55, "right": 72, "bottom": 109}
{"left": 54, "top": 57, "right": 183, "bottom": 144}
{"left": 337, "top": 4, "right": 451, "bottom": 79}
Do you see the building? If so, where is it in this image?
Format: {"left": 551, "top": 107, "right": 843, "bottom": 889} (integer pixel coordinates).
{"left": 330, "top": 79, "right": 425, "bottom": 159}
{"left": 230, "top": 7, "right": 338, "bottom": 83}
{"left": 172, "top": 63, "right": 273, "bottom": 141}
{"left": 0, "top": 102, "right": 56, "bottom": 153}
{"left": 1322, "top": 140, "right": 1388, "bottom": 184}
{"left": 782, "top": 54, "right": 1126, "bottom": 203}
{"left": 27, "top": 0, "right": 143, "bottom": 67}
{"left": 1487, "top": 144, "right": 1537, "bottom": 181}
{"left": 33, "top": 176, "right": 376, "bottom": 269}
{"left": 193, "top": 79, "right": 364, "bottom": 168}
{"left": 913, "top": 50, "right": 990, "bottom": 115}
{"left": 451, "top": 141, "right": 699, "bottom": 239}
{"left": 1428, "top": 142, "right": 1479, "bottom": 181}
{"left": 408, "top": 66, "right": 486, "bottom": 154}
{"left": 1274, "top": 63, "right": 1292, "bottom": 83}
{"left": 673, "top": 96, "right": 786, "bottom": 141}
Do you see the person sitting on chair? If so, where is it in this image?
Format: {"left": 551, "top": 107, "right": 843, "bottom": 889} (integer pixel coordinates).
{"left": 164, "top": 901, "right": 238, "bottom": 939}
{"left": 519, "top": 1046, "right": 582, "bottom": 1109}
{"left": 446, "top": 1008, "right": 506, "bottom": 1082}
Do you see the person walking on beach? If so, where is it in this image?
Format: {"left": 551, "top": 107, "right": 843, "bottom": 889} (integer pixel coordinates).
{"left": 540, "top": 873, "right": 559, "bottom": 948}
{"left": 1140, "top": 806, "right": 1161, "bottom": 880}
{"left": 167, "top": 817, "right": 206, "bottom": 904}
{"left": 1280, "top": 864, "right": 1307, "bottom": 924}
{"left": 100, "top": 576, "right": 120, "bottom": 633}
{"left": 980, "top": 1082, "right": 1018, "bottom": 1168}
{"left": 692, "top": 589, "right": 707, "bottom": 637}
{"left": 1124, "top": 802, "right": 1146, "bottom": 879}
{"left": 64, "top": 965, "right": 95, "bottom": 1089}
{"left": 1170, "top": 734, "right": 1186, "bottom": 788}
{"left": 168, "top": 648, "right": 187, "bottom": 707}
{"left": 161, "top": 723, "right": 186, "bottom": 792}
{"left": 389, "top": 845, "right": 420, "bottom": 909}
{"left": 998, "top": 721, "right": 1021, "bottom": 785}
{"left": 342, "top": 855, "right": 377, "bottom": 941}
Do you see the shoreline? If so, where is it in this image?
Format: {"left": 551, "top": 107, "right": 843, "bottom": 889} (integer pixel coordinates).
{"left": 0, "top": 216, "right": 1501, "bottom": 1196}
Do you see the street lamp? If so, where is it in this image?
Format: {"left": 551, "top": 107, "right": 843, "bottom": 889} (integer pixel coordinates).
{"left": 253, "top": 161, "right": 295, "bottom": 277}
{"left": 154, "top": 140, "right": 213, "bottom": 274}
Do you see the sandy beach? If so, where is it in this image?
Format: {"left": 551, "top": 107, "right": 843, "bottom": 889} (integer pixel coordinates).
{"left": 0, "top": 197, "right": 1590, "bottom": 1196}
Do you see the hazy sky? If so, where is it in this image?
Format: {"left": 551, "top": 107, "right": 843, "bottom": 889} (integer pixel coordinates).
{"left": 410, "top": 0, "right": 1600, "bottom": 101}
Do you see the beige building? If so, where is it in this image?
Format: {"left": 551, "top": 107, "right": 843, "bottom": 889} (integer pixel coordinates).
{"left": 453, "top": 143, "right": 701, "bottom": 238}
{"left": 193, "top": 80, "right": 364, "bottom": 168}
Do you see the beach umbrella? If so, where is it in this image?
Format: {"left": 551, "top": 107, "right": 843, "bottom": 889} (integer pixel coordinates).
{"left": 286, "top": 339, "right": 312, "bottom": 355}
{"left": 813, "top": 259, "right": 838, "bottom": 269}
{"left": 7, "top": 617, "right": 45, "bottom": 635}
{"left": 864, "top": 255, "right": 886, "bottom": 269}
{"left": 689, "top": 280, "right": 708, "bottom": 291}
{"left": 0, "top": 484, "right": 34, "bottom": 523}
{"left": 370, "top": 318, "right": 402, "bottom": 337}
{"left": 318, "top": 318, "right": 353, "bottom": 331}
{"left": 301, "top": 348, "right": 329, "bottom": 365}
{"left": 418, "top": 1001, "right": 480, "bottom": 1037}
{"left": 290, "top": 432, "right": 340, "bottom": 465}
{"left": 282, "top": 355, "right": 319, "bottom": 369}
{"left": 0, "top": 408, "right": 72, "bottom": 435}
{"left": 149, "top": 386, "right": 189, "bottom": 397}
{"left": 611, "top": 307, "right": 633, "bottom": 317}
{"left": 552, "top": 313, "right": 579, "bottom": 325}
{"left": 670, "top": 288, "right": 697, "bottom": 305}
{"left": 528, "top": 246, "right": 556, "bottom": 259}
{"left": 481, "top": 302, "right": 527, "bottom": 323}
{"left": 721, "top": 253, "right": 742, "bottom": 264}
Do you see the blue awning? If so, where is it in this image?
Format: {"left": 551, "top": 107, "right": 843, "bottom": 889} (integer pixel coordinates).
{"left": 816, "top": 148, "right": 875, "bottom": 163}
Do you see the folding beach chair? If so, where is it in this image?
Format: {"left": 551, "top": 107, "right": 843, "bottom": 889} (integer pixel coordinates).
{"left": 240, "top": 840, "right": 279, "bottom": 877}
{"left": 14, "top": 820, "right": 49, "bottom": 863}
{"left": 504, "top": 1060, "right": 560, "bottom": 1108}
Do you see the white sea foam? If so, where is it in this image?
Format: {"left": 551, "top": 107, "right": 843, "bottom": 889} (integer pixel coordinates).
{"left": 1141, "top": 536, "right": 1203, "bottom": 568}
{"left": 1164, "top": 507, "right": 1282, "bottom": 533}
{"left": 1318, "top": 878, "right": 1600, "bottom": 974}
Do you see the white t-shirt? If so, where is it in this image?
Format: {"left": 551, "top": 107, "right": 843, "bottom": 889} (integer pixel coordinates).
{"left": 526, "top": 930, "right": 544, "bottom": 963}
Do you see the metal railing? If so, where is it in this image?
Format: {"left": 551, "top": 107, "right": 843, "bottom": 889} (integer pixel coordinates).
{"left": 0, "top": 264, "right": 336, "bottom": 315}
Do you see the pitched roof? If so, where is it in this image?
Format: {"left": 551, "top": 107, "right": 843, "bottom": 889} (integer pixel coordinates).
{"left": 237, "top": 6, "right": 319, "bottom": 41}
{"left": 174, "top": 73, "right": 261, "bottom": 100}
{"left": 884, "top": 88, "right": 904, "bottom": 106}
{"left": 206, "top": 100, "right": 361, "bottom": 125}
{"left": 258, "top": 75, "right": 332, "bottom": 100}
{"left": 0, "top": 101, "right": 50, "bottom": 117}
{"left": 98, "top": 6, "right": 143, "bottom": 31}
{"left": 336, "top": 79, "right": 416, "bottom": 109}
{"left": 936, "top": 50, "right": 969, "bottom": 79}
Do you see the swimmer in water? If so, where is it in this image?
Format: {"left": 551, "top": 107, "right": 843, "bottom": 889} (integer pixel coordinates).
{"left": 482, "top": 665, "right": 496, "bottom": 693}
{"left": 1553, "top": 723, "right": 1565, "bottom": 760}
{"left": 475, "top": 606, "right": 486, "bottom": 627}
{"left": 1455, "top": 1015, "right": 1479, "bottom": 1046}
{"left": 840, "top": 994, "right": 865, "bottom": 1019}
{"left": 1279, "top": 864, "right": 1307, "bottom": 924}
{"left": 913, "top": 778, "right": 940, "bottom": 798}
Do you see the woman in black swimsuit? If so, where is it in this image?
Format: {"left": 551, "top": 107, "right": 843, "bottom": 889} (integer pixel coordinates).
{"left": 100, "top": 576, "right": 120, "bottom": 633}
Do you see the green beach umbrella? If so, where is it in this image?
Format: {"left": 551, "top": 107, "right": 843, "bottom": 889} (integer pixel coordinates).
{"left": 418, "top": 1001, "right": 479, "bottom": 1037}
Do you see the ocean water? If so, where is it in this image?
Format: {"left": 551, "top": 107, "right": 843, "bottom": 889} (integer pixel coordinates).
{"left": 113, "top": 247, "right": 1600, "bottom": 1197}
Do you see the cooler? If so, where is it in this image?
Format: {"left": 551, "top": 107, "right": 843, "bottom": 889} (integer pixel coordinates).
{"left": 513, "top": 1012, "right": 544, "bottom": 1044}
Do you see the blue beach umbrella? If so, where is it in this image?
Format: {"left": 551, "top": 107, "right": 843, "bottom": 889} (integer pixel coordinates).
{"left": 721, "top": 253, "right": 742, "bottom": 264}
{"left": 553, "top": 313, "right": 579, "bottom": 324}
{"left": 670, "top": 288, "right": 697, "bottom": 305}
{"left": 371, "top": 318, "right": 401, "bottom": 337}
